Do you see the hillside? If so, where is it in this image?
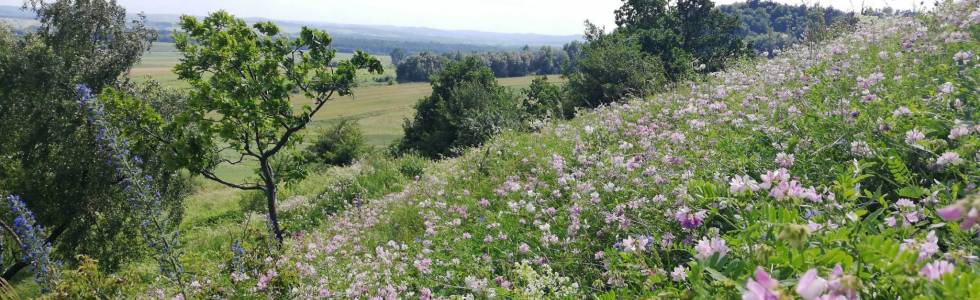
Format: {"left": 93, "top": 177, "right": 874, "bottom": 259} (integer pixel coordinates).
{"left": 74, "top": 1, "right": 980, "bottom": 298}
{"left": 3, "top": 1, "right": 978, "bottom": 299}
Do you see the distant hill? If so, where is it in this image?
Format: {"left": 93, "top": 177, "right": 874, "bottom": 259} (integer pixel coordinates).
{"left": 0, "top": 5, "right": 579, "bottom": 54}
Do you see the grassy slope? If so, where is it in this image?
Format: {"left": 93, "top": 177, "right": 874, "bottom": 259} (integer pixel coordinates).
{"left": 31, "top": 3, "right": 979, "bottom": 298}
{"left": 194, "top": 5, "right": 977, "bottom": 299}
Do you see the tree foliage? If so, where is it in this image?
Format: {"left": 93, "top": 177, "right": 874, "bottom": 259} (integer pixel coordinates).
{"left": 395, "top": 52, "right": 447, "bottom": 83}
{"left": 718, "top": 0, "right": 856, "bottom": 54}
{"left": 305, "top": 120, "right": 367, "bottom": 167}
{"left": 171, "top": 11, "right": 382, "bottom": 242}
{"left": 395, "top": 46, "right": 571, "bottom": 82}
{"left": 564, "top": 23, "right": 666, "bottom": 110}
{"left": 0, "top": 0, "right": 186, "bottom": 279}
{"left": 398, "top": 57, "right": 524, "bottom": 158}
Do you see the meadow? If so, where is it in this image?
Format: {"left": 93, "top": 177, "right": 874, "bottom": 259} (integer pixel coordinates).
{"left": 129, "top": 43, "right": 563, "bottom": 181}
{"left": 139, "top": 4, "right": 977, "bottom": 298}
{"left": 3, "top": 1, "right": 978, "bottom": 298}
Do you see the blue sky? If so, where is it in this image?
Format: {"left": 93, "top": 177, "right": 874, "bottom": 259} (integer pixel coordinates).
{"left": 0, "top": 0, "right": 931, "bottom": 35}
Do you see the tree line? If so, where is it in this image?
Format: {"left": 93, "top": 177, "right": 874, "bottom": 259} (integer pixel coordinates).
{"left": 392, "top": 0, "right": 852, "bottom": 84}
{"left": 393, "top": 45, "right": 577, "bottom": 82}
{"left": 719, "top": 0, "right": 856, "bottom": 54}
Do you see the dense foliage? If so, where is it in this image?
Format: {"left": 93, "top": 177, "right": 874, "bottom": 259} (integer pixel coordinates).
{"left": 4, "top": 1, "right": 980, "bottom": 299}
{"left": 398, "top": 57, "right": 525, "bottom": 158}
{"left": 171, "top": 11, "right": 383, "bottom": 242}
{"left": 564, "top": 23, "right": 667, "bottom": 110}
{"left": 719, "top": 0, "right": 856, "bottom": 54}
{"left": 395, "top": 46, "right": 572, "bottom": 83}
{"left": 0, "top": 0, "right": 186, "bottom": 281}
{"left": 304, "top": 121, "right": 367, "bottom": 167}
{"left": 395, "top": 52, "right": 448, "bottom": 83}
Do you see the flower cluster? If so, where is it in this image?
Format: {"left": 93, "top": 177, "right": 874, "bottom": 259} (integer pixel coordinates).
{"left": 4, "top": 195, "right": 55, "bottom": 289}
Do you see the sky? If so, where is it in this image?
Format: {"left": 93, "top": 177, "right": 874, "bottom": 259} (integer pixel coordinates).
{"left": 0, "top": 0, "right": 933, "bottom": 35}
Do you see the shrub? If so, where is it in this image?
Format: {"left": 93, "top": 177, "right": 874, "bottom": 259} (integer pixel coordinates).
{"left": 304, "top": 120, "right": 367, "bottom": 167}
{"left": 398, "top": 57, "right": 526, "bottom": 158}
{"left": 397, "top": 155, "right": 427, "bottom": 179}
{"left": 565, "top": 26, "right": 666, "bottom": 110}
{"left": 521, "top": 76, "right": 568, "bottom": 119}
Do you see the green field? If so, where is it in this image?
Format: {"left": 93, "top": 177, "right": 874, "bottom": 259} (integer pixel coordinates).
{"left": 130, "top": 43, "right": 564, "bottom": 181}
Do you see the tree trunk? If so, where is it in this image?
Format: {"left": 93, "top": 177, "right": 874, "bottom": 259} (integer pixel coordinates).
{"left": 2, "top": 223, "right": 67, "bottom": 280}
{"left": 259, "top": 159, "right": 284, "bottom": 243}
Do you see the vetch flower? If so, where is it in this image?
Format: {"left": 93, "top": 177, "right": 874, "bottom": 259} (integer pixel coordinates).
{"left": 935, "top": 152, "right": 963, "bottom": 167}
{"left": 905, "top": 129, "right": 925, "bottom": 144}
{"left": 936, "top": 195, "right": 980, "bottom": 230}
{"left": 742, "top": 267, "right": 780, "bottom": 300}
{"left": 775, "top": 152, "right": 795, "bottom": 168}
{"left": 795, "top": 269, "right": 828, "bottom": 300}
{"left": 675, "top": 207, "right": 707, "bottom": 229}
{"left": 671, "top": 266, "right": 688, "bottom": 282}
{"left": 920, "top": 260, "right": 954, "bottom": 280}
{"left": 694, "top": 237, "right": 728, "bottom": 260}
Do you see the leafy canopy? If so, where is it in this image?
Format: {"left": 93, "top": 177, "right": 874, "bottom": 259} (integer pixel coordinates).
{"left": 173, "top": 11, "right": 382, "bottom": 181}
{"left": 171, "top": 11, "right": 382, "bottom": 242}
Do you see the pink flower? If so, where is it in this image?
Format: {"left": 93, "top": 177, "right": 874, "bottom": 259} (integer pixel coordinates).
{"left": 694, "top": 237, "right": 728, "bottom": 260}
{"left": 795, "top": 269, "right": 828, "bottom": 300}
{"left": 905, "top": 129, "right": 925, "bottom": 144}
{"left": 675, "top": 207, "right": 707, "bottom": 229}
{"left": 936, "top": 203, "right": 964, "bottom": 220}
{"left": 671, "top": 266, "right": 688, "bottom": 282}
{"left": 920, "top": 260, "right": 954, "bottom": 280}
{"left": 414, "top": 258, "right": 433, "bottom": 274}
{"left": 730, "top": 175, "right": 761, "bottom": 194}
{"left": 949, "top": 125, "right": 971, "bottom": 140}
{"left": 775, "top": 152, "right": 795, "bottom": 168}
{"left": 937, "top": 197, "right": 980, "bottom": 230}
{"left": 518, "top": 243, "right": 530, "bottom": 253}
{"left": 742, "top": 267, "right": 780, "bottom": 300}
{"left": 420, "top": 288, "right": 433, "bottom": 300}
{"left": 935, "top": 152, "right": 963, "bottom": 167}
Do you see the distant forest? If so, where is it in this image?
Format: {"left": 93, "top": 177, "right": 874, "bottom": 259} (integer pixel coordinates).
{"left": 393, "top": 1, "right": 858, "bottom": 82}
{"left": 720, "top": 0, "right": 856, "bottom": 54}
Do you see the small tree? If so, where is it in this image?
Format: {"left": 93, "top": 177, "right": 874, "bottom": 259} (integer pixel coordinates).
{"left": 389, "top": 48, "right": 407, "bottom": 66}
{"left": 172, "top": 12, "right": 382, "bottom": 242}
{"left": 398, "top": 57, "right": 524, "bottom": 158}
{"left": 305, "top": 120, "right": 367, "bottom": 167}
{"left": 565, "top": 23, "right": 666, "bottom": 109}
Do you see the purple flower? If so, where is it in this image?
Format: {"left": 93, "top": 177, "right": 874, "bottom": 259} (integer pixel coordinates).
{"left": 694, "top": 237, "right": 728, "bottom": 260}
{"left": 935, "top": 152, "right": 963, "bottom": 167}
{"left": 795, "top": 269, "right": 828, "bottom": 300}
{"left": 742, "top": 267, "right": 780, "bottom": 300}
{"left": 775, "top": 152, "right": 795, "bottom": 168}
{"left": 675, "top": 207, "right": 707, "bottom": 229}
{"left": 905, "top": 129, "right": 925, "bottom": 144}
{"left": 937, "top": 197, "right": 980, "bottom": 230}
{"left": 671, "top": 266, "right": 688, "bottom": 282}
{"left": 920, "top": 260, "right": 954, "bottom": 280}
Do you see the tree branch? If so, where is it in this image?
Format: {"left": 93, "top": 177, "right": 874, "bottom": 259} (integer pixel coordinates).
{"left": 201, "top": 170, "right": 263, "bottom": 191}
{"left": 0, "top": 219, "right": 24, "bottom": 249}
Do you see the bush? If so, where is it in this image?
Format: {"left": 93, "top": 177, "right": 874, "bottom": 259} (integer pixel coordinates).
{"left": 521, "top": 76, "right": 568, "bottom": 119}
{"left": 398, "top": 57, "right": 526, "bottom": 158}
{"left": 565, "top": 27, "right": 666, "bottom": 110}
{"left": 304, "top": 120, "right": 367, "bottom": 167}
{"left": 397, "top": 155, "right": 427, "bottom": 178}
{"left": 395, "top": 52, "right": 447, "bottom": 83}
